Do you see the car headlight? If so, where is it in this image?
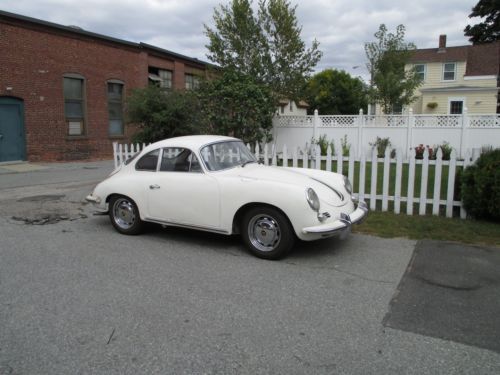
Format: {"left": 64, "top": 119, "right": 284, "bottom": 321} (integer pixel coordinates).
{"left": 306, "top": 188, "right": 320, "bottom": 212}
{"left": 343, "top": 176, "right": 353, "bottom": 195}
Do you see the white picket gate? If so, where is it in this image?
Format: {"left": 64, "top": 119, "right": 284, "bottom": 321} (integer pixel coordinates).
{"left": 113, "top": 141, "right": 478, "bottom": 219}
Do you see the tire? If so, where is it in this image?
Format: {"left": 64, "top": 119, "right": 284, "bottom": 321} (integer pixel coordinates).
{"left": 109, "top": 195, "right": 143, "bottom": 235}
{"left": 241, "top": 206, "right": 295, "bottom": 260}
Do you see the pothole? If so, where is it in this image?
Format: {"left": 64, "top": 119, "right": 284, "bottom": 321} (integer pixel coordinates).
{"left": 11, "top": 212, "right": 88, "bottom": 225}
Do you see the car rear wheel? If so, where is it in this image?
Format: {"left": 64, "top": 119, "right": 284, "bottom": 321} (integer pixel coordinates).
{"left": 109, "top": 195, "right": 143, "bottom": 235}
{"left": 241, "top": 206, "right": 295, "bottom": 260}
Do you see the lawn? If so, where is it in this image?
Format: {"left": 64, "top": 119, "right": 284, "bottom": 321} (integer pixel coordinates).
{"left": 353, "top": 211, "right": 500, "bottom": 247}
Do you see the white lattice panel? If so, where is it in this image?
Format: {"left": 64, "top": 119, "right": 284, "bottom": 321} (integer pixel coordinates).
{"left": 275, "top": 115, "right": 313, "bottom": 127}
{"left": 364, "top": 115, "right": 407, "bottom": 127}
{"left": 469, "top": 115, "right": 500, "bottom": 128}
{"left": 319, "top": 116, "right": 357, "bottom": 127}
{"left": 414, "top": 115, "right": 461, "bottom": 127}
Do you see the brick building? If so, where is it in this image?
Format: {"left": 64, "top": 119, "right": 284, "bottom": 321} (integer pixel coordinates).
{"left": 0, "top": 10, "right": 211, "bottom": 162}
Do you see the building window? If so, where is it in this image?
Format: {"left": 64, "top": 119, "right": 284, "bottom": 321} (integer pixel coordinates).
{"left": 108, "top": 81, "right": 124, "bottom": 136}
{"left": 443, "top": 63, "right": 456, "bottom": 81}
{"left": 392, "top": 103, "right": 403, "bottom": 114}
{"left": 63, "top": 76, "right": 85, "bottom": 136}
{"left": 449, "top": 100, "right": 464, "bottom": 114}
{"left": 148, "top": 67, "right": 172, "bottom": 89}
{"left": 158, "top": 69, "right": 172, "bottom": 89}
{"left": 414, "top": 64, "right": 426, "bottom": 81}
{"left": 185, "top": 74, "right": 199, "bottom": 90}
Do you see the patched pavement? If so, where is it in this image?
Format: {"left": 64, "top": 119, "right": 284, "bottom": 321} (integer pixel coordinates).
{"left": 384, "top": 240, "right": 500, "bottom": 354}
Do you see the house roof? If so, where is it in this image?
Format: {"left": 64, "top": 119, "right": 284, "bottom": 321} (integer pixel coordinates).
{"left": 278, "top": 99, "right": 310, "bottom": 108}
{"left": 409, "top": 41, "right": 500, "bottom": 77}
{"left": 0, "top": 9, "right": 213, "bottom": 68}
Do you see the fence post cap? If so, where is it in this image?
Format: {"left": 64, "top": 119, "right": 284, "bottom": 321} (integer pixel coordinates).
{"left": 359, "top": 108, "right": 363, "bottom": 115}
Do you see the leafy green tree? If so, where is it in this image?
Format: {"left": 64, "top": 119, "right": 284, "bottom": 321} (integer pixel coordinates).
{"left": 126, "top": 85, "right": 204, "bottom": 143}
{"left": 365, "top": 24, "right": 422, "bottom": 114}
{"left": 305, "top": 69, "right": 368, "bottom": 115}
{"left": 198, "top": 70, "right": 275, "bottom": 144}
{"left": 464, "top": 0, "right": 500, "bottom": 44}
{"left": 204, "top": 0, "right": 322, "bottom": 100}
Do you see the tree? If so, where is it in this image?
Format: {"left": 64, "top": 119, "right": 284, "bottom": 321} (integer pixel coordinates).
{"left": 198, "top": 70, "right": 275, "bottom": 144}
{"left": 126, "top": 85, "right": 204, "bottom": 144}
{"left": 204, "top": 0, "right": 322, "bottom": 100}
{"left": 305, "top": 69, "right": 368, "bottom": 115}
{"left": 365, "top": 24, "right": 422, "bottom": 114}
{"left": 464, "top": 0, "right": 500, "bottom": 44}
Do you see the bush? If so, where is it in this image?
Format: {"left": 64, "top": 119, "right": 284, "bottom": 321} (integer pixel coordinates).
{"left": 461, "top": 148, "right": 500, "bottom": 221}
{"left": 341, "top": 135, "right": 351, "bottom": 157}
{"left": 312, "top": 134, "right": 332, "bottom": 156}
{"left": 127, "top": 85, "right": 204, "bottom": 144}
{"left": 414, "top": 144, "right": 433, "bottom": 160}
{"left": 370, "top": 137, "right": 391, "bottom": 158}
{"left": 198, "top": 70, "right": 275, "bottom": 144}
{"left": 437, "top": 141, "right": 453, "bottom": 160}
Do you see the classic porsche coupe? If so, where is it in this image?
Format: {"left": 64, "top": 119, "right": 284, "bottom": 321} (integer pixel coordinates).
{"left": 86, "top": 135, "right": 368, "bottom": 259}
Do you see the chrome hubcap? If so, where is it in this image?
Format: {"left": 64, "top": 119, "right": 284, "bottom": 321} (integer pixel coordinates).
{"left": 248, "top": 214, "right": 281, "bottom": 252}
{"left": 113, "top": 198, "right": 135, "bottom": 230}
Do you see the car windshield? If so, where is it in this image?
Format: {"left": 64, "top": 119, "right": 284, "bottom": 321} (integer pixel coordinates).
{"left": 200, "top": 141, "right": 256, "bottom": 171}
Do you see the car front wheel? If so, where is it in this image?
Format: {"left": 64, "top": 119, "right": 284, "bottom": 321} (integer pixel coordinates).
{"left": 109, "top": 195, "right": 143, "bottom": 235}
{"left": 241, "top": 207, "right": 295, "bottom": 260}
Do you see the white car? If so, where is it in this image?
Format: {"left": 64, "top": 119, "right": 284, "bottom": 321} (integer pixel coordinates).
{"left": 86, "top": 135, "right": 368, "bottom": 259}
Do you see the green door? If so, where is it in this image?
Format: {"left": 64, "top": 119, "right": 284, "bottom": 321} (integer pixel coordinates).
{"left": 0, "top": 97, "right": 26, "bottom": 162}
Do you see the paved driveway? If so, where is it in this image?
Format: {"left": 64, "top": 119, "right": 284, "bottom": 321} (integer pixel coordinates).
{"left": 0, "top": 161, "right": 499, "bottom": 374}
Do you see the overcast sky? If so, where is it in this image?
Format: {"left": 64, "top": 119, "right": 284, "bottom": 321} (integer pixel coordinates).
{"left": 1, "top": 0, "right": 478, "bottom": 81}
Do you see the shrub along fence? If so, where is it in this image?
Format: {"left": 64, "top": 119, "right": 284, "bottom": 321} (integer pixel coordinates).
{"left": 113, "top": 141, "right": 479, "bottom": 220}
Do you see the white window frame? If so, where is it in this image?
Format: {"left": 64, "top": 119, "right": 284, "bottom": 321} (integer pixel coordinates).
{"left": 442, "top": 62, "right": 457, "bottom": 81}
{"left": 414, "top": 64, "right": 426, "bottom": 82}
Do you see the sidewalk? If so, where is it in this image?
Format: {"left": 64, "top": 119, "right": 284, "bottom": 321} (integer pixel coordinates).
{"left": 0, "top": 159, "right": 114, "bottom": 175}
{"left": 0, "top": 160, "right": 115, "bottom": 190}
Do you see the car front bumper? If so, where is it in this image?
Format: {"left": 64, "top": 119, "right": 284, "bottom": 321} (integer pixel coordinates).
{"left": 85, "top": 194, "right": 108, "bottom": 213}
{"left": 302, "top": 201, "right": 368, "bottom": 238}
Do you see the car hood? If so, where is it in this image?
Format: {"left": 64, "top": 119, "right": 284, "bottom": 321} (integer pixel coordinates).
{"left": 232, "top": 164, "right": 347, "bottom": 207}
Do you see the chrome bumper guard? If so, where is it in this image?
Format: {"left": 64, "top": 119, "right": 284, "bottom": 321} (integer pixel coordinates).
{"left": 302, "top": 201, "right": 369, "bottom": 236}
{"left": 85, "top": 194, "right": 101, "bottom": 204}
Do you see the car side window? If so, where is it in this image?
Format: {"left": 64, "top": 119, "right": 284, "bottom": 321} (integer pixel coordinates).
{"left": 135, "top": 149, "right": 160, "bottom": 171}
{"left": 160, "top": 148, "right": 202, "bottom": 173}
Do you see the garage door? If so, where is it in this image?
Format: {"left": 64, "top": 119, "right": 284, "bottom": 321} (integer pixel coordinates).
{"left": 0, "top": 97, "right": 26, "bottom": 162}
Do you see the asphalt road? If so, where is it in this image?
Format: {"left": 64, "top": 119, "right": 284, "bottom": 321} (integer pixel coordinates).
{"left": 1, "top": 161, "right": 500, "bottom": 374}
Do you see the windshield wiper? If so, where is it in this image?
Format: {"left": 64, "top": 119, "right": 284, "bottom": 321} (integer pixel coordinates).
{"left": 241, "top": 160, "right": 256, "bottom": 168}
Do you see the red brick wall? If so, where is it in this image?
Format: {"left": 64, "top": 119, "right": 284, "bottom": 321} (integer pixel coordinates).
{"left": 0, "top": 19, "right": 207, "bottom": 161}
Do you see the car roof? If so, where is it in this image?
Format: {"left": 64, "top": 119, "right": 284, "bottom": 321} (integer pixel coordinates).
{"left": 142, "top": 135, "right": 241, "bottom": 153}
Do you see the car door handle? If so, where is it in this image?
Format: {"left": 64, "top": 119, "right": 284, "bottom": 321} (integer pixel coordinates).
{"left": 149, "top": 184, "right": 160, "bottom": 190}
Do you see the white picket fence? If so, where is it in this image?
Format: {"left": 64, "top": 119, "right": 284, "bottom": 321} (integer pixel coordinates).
{"left": 113, "top": 141, "right": 479, "bottom": 219}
